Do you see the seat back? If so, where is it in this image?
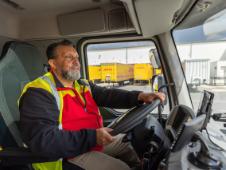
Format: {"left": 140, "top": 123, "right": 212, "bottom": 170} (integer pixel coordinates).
{"left": 0, "top": 41, "right": 44, "bottom": 147}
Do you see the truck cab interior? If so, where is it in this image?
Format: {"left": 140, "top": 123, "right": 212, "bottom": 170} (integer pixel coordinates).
{"left": 0, "top": 0, "right": 226, "bottom": 169}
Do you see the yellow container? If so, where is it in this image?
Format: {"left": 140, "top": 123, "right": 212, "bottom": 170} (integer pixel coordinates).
{"left": 134, "top": 63, "right": 153, "bottom": 81}
{"left": 101, "top": 63, "right": 134, "bottom": 82}
{"left": 155, "top": 68, "right": 162, "bottom": 75}
{"left": 88, "top": 65, "right": 101, "bottom": 82}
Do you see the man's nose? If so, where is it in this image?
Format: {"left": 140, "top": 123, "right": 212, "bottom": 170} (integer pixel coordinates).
{"left": 73, "top": 58, "right": 80, "bottom": 66}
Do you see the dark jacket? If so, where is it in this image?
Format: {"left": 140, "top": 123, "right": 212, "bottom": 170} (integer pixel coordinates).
{"left": 19, "top": 74, "right": 141, "bottom": 159}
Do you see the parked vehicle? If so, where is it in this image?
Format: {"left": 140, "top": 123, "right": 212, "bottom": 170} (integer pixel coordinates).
{"left": 101, "top": 63, "right": 134, "bottom": 85}
{"left": 182, "top": 59, "right": 210, "bottom": 91}
{"left": 134, "top": 63, "right": 153, "bottom": 84}
{"left": 210, "top": 61, "right": 226, "bottom": 85}
{"left": 154, "top": 68, "right": 162, "bottom": 75}
{"left": 88, "top": 65, "right": 101, "bottom": 83}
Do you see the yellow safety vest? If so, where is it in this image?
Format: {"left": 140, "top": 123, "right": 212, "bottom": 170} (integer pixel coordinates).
{"left": 19, "top": 72, "right": 94, "bottom": 170}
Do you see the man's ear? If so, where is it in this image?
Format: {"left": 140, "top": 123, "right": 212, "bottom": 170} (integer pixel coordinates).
{"left": 48, "top": 59, "right": 56, "bottom": 70}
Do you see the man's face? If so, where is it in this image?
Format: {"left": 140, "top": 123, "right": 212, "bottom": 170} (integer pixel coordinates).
{"left": 49, "top": 45, "right": 81, "bottom": 81}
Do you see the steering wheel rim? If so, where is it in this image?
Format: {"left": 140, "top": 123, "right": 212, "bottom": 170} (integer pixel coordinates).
{"left": 108, "top": 99, "right": 161, "bottom": 136}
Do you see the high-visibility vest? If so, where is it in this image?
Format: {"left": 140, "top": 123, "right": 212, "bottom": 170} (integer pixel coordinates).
{"left": 19, "top": 72, "right": 103, "bottom": 170}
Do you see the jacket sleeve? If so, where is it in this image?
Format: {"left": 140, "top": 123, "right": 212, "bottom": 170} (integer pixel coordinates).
{"left": 89, "top": 82, "right": 142, "bottom": 108}
{"left": 19, "top": 88, "right": 96, "bottom": 159}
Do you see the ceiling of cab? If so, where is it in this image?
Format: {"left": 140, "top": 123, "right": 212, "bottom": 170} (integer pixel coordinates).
{"left": 133, "top": 0, "right": 196, "bottom": 37}
{"left": 176, "top": 0, "right": 226, "bottom": 30}
{"left": 0, "top": 0, "right": 199, "bottom": 39}
{"left": 0, "top": 0, "right": 111, "bottom": 17}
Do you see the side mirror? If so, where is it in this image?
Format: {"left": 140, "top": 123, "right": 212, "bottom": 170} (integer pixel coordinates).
{"left": 151, "top": 74, "right": 168, "bottom": 105}
{"left": 151, "top": 74, "right": 165, "bottom": 92}
{"left": 149, "top": 49, "right": 161, "bottom": 69}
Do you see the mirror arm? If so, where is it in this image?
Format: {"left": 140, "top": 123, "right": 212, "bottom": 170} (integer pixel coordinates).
{"left": 158, "top": 83, "right": 175, "bottom": 92}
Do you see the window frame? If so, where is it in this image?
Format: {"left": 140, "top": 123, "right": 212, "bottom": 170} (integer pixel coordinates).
{"left": 77, "top": 35, "right": 173, "bottom": 114}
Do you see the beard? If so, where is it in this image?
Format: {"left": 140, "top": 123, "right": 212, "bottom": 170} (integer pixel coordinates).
{"left": 62, "top": 69, "right": 81, "bottom": 81}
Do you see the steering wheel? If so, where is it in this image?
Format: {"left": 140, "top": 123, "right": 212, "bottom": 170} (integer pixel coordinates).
{"left": 108, "top": 99, "right": 161, "bottom": 136}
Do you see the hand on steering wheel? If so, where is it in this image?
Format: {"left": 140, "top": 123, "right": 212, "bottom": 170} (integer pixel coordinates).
{"left": 108, "top": 99, "right": 161, "bottom": 136}
{"left": 138, "top": 92, "right": 166, "bottom": 104}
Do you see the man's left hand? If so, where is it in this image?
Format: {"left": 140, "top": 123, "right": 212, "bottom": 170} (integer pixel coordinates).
{"left": 138, "top": 92, "right": 165, "bottom": 103}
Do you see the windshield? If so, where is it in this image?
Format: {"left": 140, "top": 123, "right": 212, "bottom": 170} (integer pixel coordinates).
{"left": 173, "top": 7, "right": 226, "bottom": 150}
{"left": 174, "top": 10, "right": 226, "bottom": 113}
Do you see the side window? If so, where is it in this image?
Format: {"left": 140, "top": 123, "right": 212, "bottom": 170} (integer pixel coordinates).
{"left": 86, "top": 41, "right": 169, "bottom": 114}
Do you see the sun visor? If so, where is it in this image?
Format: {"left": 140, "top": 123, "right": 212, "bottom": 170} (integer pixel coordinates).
{"left": 57, "top": 7, "right": 134, "bottom": 36}
{"left": 57, "top": 8, "right": 105, "bottom": 35}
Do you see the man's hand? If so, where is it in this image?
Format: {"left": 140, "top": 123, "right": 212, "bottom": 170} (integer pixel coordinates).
{"left": 96, "top": 127, "right": 114, "bottom": 146}
{"left": 138, "top": 92, "right": 165, "bottom": 103}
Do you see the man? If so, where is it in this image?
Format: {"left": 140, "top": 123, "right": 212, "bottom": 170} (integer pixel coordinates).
{"left": 19, "top": 40, "right": 165, "bottom": 170}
